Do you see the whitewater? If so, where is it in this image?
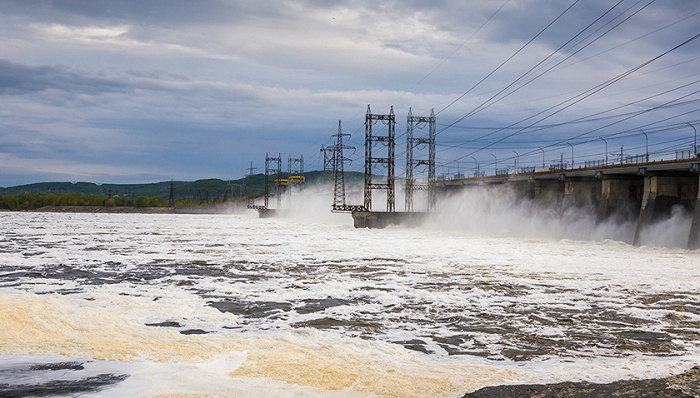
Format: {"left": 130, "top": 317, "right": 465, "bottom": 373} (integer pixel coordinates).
{"left": 1, "top": 195, "right": 699, "bottom": 397}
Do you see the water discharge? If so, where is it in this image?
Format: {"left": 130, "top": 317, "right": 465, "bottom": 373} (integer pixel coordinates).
{"left": 0, "top": 208, "right": 698, "bottom": 397}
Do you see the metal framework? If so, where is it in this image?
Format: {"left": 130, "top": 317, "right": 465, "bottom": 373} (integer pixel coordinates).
{"left": 288, "top": 155, "right": 304, "bottom": 187}
{"left": 364, "top": 105, "right": 396, "bottom": 212}
{"left": 284, "top": 154, "right": 304, "bottom": 206}
{"left": 267, "top": 153, "right": 283, "bottom": 208}
{"left": 320, "top": 144, "right": 335, "bottom": 184}
{"left": 331, "top": 120, "right": 364, "bottom": 212}
{"left": 247, "top": 153, "right": 281, "bottom": 210}
{"left": 245, "top": 160, "right": 256, "bottom": 198}
{"left": 320, "top": 145, "right": 335, "bottom": 172}
{"left": 405, "top": 108, "right": 436, "bottom": 212}
{"left": 246, "top": 160, "right": 262, "bottom": 210}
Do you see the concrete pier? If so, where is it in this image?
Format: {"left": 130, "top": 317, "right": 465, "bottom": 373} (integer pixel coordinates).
{"left": 563, "top": 177, "right": 600, "bottom": 210}
{"left": 596, "top": 175, "right": 643, "bottom": 223}
{"left": 633, "top": 172, "right": 698, "bottom": 245}
{"left": 351, "top": 211, "right": 428, "bottom": 228}
{"left": 533, "top": 179, "right": 565, "bottom": 211}
{"left": 689, "top": 174, "right": 700, "bottom": 249}
{"left": 257, "top": 208, "right": 278, "bottom": 218}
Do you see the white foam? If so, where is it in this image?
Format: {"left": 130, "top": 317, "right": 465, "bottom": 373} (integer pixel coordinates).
{"left": 1, "top": 210, "right": 699, "bottom": 397}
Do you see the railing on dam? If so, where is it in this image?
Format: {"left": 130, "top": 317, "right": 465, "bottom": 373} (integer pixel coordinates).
{"left": 437, "top": 151, "right": 700, "bottom": 182}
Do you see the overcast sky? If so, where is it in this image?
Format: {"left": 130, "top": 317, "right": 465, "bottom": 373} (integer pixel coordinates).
{"left": 1, "top": 0, "right": 699, "bottom": 186}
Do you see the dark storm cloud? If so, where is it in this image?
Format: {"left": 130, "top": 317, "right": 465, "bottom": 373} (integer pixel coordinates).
{"left": 0, "top": 59, "right": 128, "bottom": 96}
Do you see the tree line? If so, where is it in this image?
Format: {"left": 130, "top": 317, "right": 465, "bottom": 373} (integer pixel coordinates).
{"left": 0, "top": 192, "right": 239, "bottom": 211}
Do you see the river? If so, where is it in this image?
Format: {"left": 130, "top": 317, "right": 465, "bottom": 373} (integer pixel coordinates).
{"left": 0, "top": 204, "right": 698, "bottom": 397}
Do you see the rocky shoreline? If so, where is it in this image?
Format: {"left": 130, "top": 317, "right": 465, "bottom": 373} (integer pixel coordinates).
{"left": 463, "top": 366, "right": 700, "bottom": 398}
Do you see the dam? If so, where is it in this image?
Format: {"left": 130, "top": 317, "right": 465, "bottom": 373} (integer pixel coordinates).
{"left": 428, "top": 157, "right": 700, "bottom": 249}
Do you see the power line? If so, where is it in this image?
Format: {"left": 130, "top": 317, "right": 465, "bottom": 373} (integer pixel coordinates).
{"left": 435, "top": 0, "right": 582, "bottom": 117}
{"left": 455, "top": 31, "right": 700, "bottom": 161}
{"left": 450, "top": 0, "right": 658, "bottom": 125}
{"left": 441, "top": 0, "right": 635, "bottom": 131}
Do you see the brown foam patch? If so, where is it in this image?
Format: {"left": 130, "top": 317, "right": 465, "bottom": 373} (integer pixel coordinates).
{"left": 0, "top": 291, "right": 525, "bottom": 397}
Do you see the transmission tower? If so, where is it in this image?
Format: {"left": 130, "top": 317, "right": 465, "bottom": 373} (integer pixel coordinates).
{"left": 246, "top": 161, "right": 257, "bottom": 197}
{"left": 320, "top": 144, "right": 335, "bottom": 183}
{"left": 168, "top": 180, "right": 175, "bottom": 207}
{"left": 321, "top": 145, "right": 335, "bottom": 172}
{"left": 287, "top": 154, "right": 305, "bottom": 207}
{"left": 364, "top": 104, "right": 396, "bottom": 212}
{"left": 245, "top": 161, "right": 259, "bottom": 209}
{"left": 331, "top": 120, "right": 362, "bottom": 212}
{"left": 266, "top": 153, "right": 283, "bottom": 208}
{"left": 405, "top": 108, "right": 436, "bottom": 212}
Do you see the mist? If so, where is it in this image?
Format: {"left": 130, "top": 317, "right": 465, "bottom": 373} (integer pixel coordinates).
{"left": 247, "top": 181, "right": 695, "bottom": 249}
{"left": 424, "top": 186, "right": 694, "bottom": 250}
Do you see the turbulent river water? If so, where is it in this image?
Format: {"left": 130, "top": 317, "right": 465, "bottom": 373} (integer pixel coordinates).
{"left": 1, "top": 201, "right": 699, "bottom": 397}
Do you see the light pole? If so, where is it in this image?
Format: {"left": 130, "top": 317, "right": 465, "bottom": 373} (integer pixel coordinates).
{"left": 491, "top": 153, "right": 497, "bottom": 176}
{"left": 512, "top": 150, "right": 519, "bottom": 174}
{"left": 537, "top": 146, "right": 545, "bottom": 168}
{"left": 689, "top": 122, "right": 697, "bottom": 156}
{"left": 640, "top": 130, "right": 648, "bottom": 162}
{"left": 566, "top": 142, "right": 574, "bottom": 169}
{"left": 598, "top": 136, "right": 608, "bottom": 166}
{"left": 471, "top": 156, "right": 479, "bottom": 178}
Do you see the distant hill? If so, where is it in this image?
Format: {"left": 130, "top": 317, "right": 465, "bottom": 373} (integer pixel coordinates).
{"left": 0, "top": 171, "right": 365, "bottom": 200}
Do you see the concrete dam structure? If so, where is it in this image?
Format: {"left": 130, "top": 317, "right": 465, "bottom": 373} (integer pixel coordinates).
{"left": 434, "top": 158, "right": 700, "bottom": 249}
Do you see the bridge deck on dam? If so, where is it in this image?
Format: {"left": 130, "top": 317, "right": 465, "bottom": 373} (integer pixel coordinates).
{"left": 435, "top": 158, "right": 700, "bottom": 186}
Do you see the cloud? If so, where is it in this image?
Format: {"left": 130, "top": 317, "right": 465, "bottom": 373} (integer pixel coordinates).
{"left": 0, "top": 0, "right": 699, "bottom": 186}
{"left": 0, "top": 59, "right": 130, "bottom": 96}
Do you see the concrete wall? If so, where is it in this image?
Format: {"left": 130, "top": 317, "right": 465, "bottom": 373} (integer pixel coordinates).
{"left": 632, "top": 173, "right": 698, "bottom": 245}
{"left": 563, "top": 177, "right": 600, "bottom": 210}
{"left": 596, "top": 176, "right": 644, "bottom": 223}
{"left": 432, "top": 171, "right": 700, "bottom": 248}
{"left": 689, "top": 174, "right": 700, "bottom": 249}
{"left": 533, "top": 179, "right": 564, "bottom": 210}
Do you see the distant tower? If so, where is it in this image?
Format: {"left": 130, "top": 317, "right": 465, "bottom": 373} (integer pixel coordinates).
{"left": 287, "top": 154, "right": 305, "bottom": 207}
{"left": 265, "top": 153, "right": 282, "bottom": 208}
{"left": 168, "top": 180, "right": 175, "bottom": 207}
{"left": 331, "top": 120, "right": 352, "bottom": 210}
{"left": 246, "top": 160, "right": 257, "bottom": 197}
{"left": 320, "top": 145, "right": 336, "bottom": 182}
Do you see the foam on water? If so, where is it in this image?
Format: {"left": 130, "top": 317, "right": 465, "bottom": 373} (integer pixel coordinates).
{"left": 1, "top": 210, "right": 699, "bottom": 397}
{"left": 0, "top": 290, "right": 525, "bottom": 397}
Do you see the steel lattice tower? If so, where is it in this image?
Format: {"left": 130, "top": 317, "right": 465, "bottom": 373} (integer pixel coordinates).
{"left": 364, "top": 105, "right": 396, "bottom": 212}
{"left": 320, "top": 145, "right": 337, "bottom": 184}
{"left": 288, "top": 155, "right": 304, "bottom": 189}
{"left": 321, "top": 145, "right": 335, "bottom": 173}
{"left": 288, "top": 155, "right": 304, "bottom": 177}
{"left": 405, "top": 108, "right": 436, "bottom": 212}
{"left": 331, "top": 120, "right": 356, "bottom": 211}
{"left": 265, "top": 152, "right": 282, "bottom": 209}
